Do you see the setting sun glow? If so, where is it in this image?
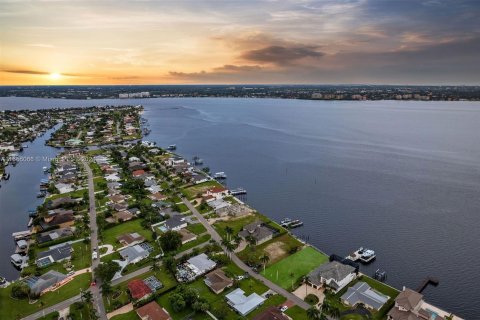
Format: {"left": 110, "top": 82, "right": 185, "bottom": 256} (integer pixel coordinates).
{"left": 49, "top": 73, "right": 61, "bottom": 80}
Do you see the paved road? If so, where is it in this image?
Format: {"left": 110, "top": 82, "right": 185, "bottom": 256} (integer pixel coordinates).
{"left": 21, "top": 294, "right": 82, "bottom": 320}
{"left": 83, "top": 159, "right": 108, "bottom": 319}
{"left": 182, "top": 198, "right": 311, "bottom": 310}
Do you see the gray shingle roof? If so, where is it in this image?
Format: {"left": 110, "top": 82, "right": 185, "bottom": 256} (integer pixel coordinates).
{"left": 341, "top": 281, "right": 390, "bottom": 310}
{"left": 308, "top": 261, "right": 355, "bottom": 286}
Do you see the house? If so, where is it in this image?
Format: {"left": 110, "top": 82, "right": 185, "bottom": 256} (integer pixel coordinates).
{"left": 148, "top": 192, "right": 167, "bottom": 201}
{"left": 238, "top": 221, "right": 274, "bottom": 245}
{"left": 119, "top": 243, "right": 151, "bottom": 264}
{"left": 105, "top": 174, "right": 121, "bottom": 182}
{"left": 176, "top": 253, "right": 217, "bottom": 282}
{"left": 208, "top": 198, "right": 231, "bottom": 213}
{"left": 307, "top": 261, "right": 356, "bottom": 293}
{"left": 37, "top": 227, "right": 74, "bottom": 244}
{"left": 225, "top": 288, "right": 266, "bottom": 316}
{"left": 108, "top": 194, "right": 126, "bottom": 204}
{"left": 204, "top": 186, "right": 229, "bottom": 199}
{"left": 387, "top": 287, "right": 462, "bottom": 320}
{"left": 204, "top": 269, "right": 233, "bottom": 294}
{"left": 117, "top": 232, "right": 145, "bottom": 247}
{"left": 136, "top": 301, "right": 172, "bottom": 320}
{"left": 132, "top": 169, "right": 146, "bottom": 178}
{"left": 163, "top": 215, "right": 187, "bottom": 231}
{"left": 24, "top": 270, "right": 68, "bottom": 296}
{"left": 36, "top": 243, "right": 72, "bottom": 267}
{"left": 192, "top": 174, "right": 209, "bottom": 184}
{"left": 129, "top": 161, "right": 146, "bottom": 171}
{"left": 55, "top": 183, "right": 74, "bottom": 194}
{"left": 128, "top": 279, "right": 152, "bottom": 300}
{"left": 341, "top": 281, "right": 390, "bottom": 311}
{"left": 46, "top": 196, "right": 78, "bottom": 209}
{"left": 40, "top": 211, "right": 75, "bottom": 230}
{"left": 107, "top": 182, "right": 122, "bottom": 190}
{"left": 252, "top": 306, "right": 291, "bottom": 320}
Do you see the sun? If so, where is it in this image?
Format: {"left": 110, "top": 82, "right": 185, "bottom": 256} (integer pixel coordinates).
{"left": 49, "top": 73, "right": 61, "bottom": 80}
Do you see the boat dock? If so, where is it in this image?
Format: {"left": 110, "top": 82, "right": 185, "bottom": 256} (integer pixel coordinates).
{"left": 347, "top": 247, "right": 376, "bottom": 263}
{"left": 12, "top": 230, "right": 32, "bottom": 241}
{"left": 280, "top": 218, "right": 304, "bottom": 229}
{"left": 416, "top": 277, "right": 439, "bottom": 293}
{"left": 230, "top": 188, "right": 247, "bottom": 195}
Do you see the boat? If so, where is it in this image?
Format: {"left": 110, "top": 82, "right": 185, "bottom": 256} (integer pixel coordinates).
{"left": 3, "top": 173, "right": 10, "bottom": 180}
{"left": 360, "top": 249, "right": 376, "bottom": 262}
{"left": 167, "top": 144, "right": 177, "bottom": 150}
{"left": 43, "top": 166, "right": 49, "bottom": 173}
{"left": 280, "top": 218, "right": 292, "bottom": 226}
{"left": 193, "top": 156, "right": 204, "bottom": 165}
{"left": 289, "top": 219, "right": 304, "bottom": 228}
{"left": 230, "top": 188, "right": 247, "bottom": 195}
{"left": 37, "top": 192, "right": 46, "bottom": 198}
{"left": 22, "top": 144, "right": 28, "bottom": 148}
{"left": 10, "top": 254, "right": 26, "bottom": 268}
{"left": 214, "top": 172, "right": 227, "bottom": 179}
{"left": 28, "top": 210, "right": 37, "bottom": 218}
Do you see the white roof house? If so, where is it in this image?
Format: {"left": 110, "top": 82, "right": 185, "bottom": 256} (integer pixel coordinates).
{"left": 187, "top": 253, "right": 216, "bottom": 276}
{"left": 225, "top": 288, "right": 266, "bottom": 315}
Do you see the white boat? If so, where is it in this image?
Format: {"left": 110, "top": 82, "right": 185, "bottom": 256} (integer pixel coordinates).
{"left": 362, "top": 249, "right": 375, "bottom": 259}
{"left": 280, "top": 218, "right": 292, "bottom": 226}
{"left": 43, "top": 166, "right": 49, "bottom": 173}
{"left": 214, "top": 172, "right": 227, "bottom": 179}
{"left": 22, "top": 144, "right": 28, "bottom": 148}
{"left": 167, "top": 144, "right": 177, "bottom": 150}
{"left": 10, "top": 254, "right": 26, "bottom": 268}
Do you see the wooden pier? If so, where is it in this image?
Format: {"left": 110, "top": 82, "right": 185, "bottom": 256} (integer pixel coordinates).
{"left": 416, "top": 277, "right": 439, "bottom": 293}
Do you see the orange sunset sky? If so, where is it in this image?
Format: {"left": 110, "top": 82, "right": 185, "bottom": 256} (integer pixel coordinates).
{"left": 1, "top": 0, "right": 479, "bottom": 85}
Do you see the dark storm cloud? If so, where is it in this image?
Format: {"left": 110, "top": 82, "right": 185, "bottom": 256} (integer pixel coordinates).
{"left": 240, "top": 45, "right": 324, "bottom": 65}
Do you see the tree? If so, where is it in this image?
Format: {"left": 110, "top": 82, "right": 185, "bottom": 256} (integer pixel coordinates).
{"left": 169, "top": 293, "right": 186, "bottom": 312}
{"left": 163, "top": 254, "right": 177, "bottom": 275}
{"left": 307, "top": 307, "right": 321, "bottom": 320}
{"left": 150, "top": 258, "right": 161, "bottom": 272}
{"left": 159, "top": 230, "right": 182, "bottom": 252}
{"left": 81, "top": 289, "right": 93, "bottom": 303}
{"left": 224, "top": 226, "right": 233, "bottom": 241}
{"left": 10, "top": 282, "right": 30, "bottom": 299}
{"left": 95, "top": 261, "right": 121, "bottom": 282}
{"left": 101, "top": 281, "right": 113, "bottom": 304}
{"left": 192, "top": 297, "right": 210, "bottom": 313}
{"left": 322, "top": 299, "right": 339, "bottom": 319}
{"left": 260, "top": 253, "right": 270, "bottom": 272}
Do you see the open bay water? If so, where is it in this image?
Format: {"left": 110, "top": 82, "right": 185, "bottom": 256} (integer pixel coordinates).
{"left": 1, "top": 97, "right": 479, "bottom": 317}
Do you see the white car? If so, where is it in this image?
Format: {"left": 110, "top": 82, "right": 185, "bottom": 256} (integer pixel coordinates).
{"left": 92, "top": 252, "right": 98, "bottom": 260}
{"left": 280, "top": 306, "right": 288, "bottom": 312}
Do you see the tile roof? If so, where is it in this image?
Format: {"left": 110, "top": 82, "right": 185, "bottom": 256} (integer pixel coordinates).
{"left": 128, "top": 279, "right": 152, "bottom": 300}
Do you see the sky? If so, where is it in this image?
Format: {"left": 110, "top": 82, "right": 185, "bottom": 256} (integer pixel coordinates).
{"left": 0, "top": 0, "right": 479, "bottom": 85}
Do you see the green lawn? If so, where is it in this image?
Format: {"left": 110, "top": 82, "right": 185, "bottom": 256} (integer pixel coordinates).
{"left": 177, "top": 234, "right": 211, "bottom": 253}
{"left": 0, "top": 272, "right": 91, "bottom": 319}
{"left": 285, "top": 305, "right": 308, "bottom": 320}
{"left": 71, "top": 241, "right": 92, "bottom": 270}
{"left": 186, "top": 223, "right": 207, "bottom": 235}
{"left": 110, "top": 310, "right": 138, "bottom": 320}
{"left": 238, "top": 233, "right": 303, "bottom": 267}
{"left": 261, "top": 246, "right": 328, "bottom": 290}
{"left": 213, "top": 213, "right": 269, "bottom": 240}
{"left": 247, "top": 294, "right": 286, "bottom": 319}
{"left": 181, "top": 181, "right": 223, "bottom": 199}
{"left": 101, "top": 219, "right": 152, "bottom": 248}
{"left": 38, "top": 311, "right": 60, "bottom": 320}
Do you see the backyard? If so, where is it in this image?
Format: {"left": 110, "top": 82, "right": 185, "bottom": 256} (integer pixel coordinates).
{"left": 261, "top": 246, "right": 329, "bottom": 290}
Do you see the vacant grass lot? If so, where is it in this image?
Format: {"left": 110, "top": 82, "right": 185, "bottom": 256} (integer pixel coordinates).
{"left": 261, "top": 246, "right": 328, "bottom": 289}
{"left": 0, "top": 272, "right": 91, "bottom": 319}
{"left": 238, "top": 233, "right": 303, "bottom": 267}
{"left": 101, "top": 219, "right": 152, "bottom": 248}
{"left": 181, "top": 180, "right": 223, "bottom": 199}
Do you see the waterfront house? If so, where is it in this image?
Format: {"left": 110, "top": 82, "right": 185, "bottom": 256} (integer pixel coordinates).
{"left": 204, "top": 269, "right": 233, "bottom": 294}
{"left": 387, "top": 287, "right": 463, "bottom": 320}
{"left": 36, "top": 243, "right": 72, "bottom": 267}
{"left": 55, "top": 183, "right": 74, "bottom": 194}
{"left": 225, "top": 288, "right": 266, "bottom": 316}
{"left": 204, "top": 186, "right": 229, "bottom": 199}
{"left": 341, "top": 281, "right": 390, "bottom": 311}
{"left": 128, "top": 279, "right": 152, "bottom": 300}
{"left": 136, "top": 301, "right": 172, "bottom": 320}
{"left": 37, "top": 227, "right": 74, "bottom": 244}
{"left": 238, "top": 221, "right": 274, "bottom": 245}
{"left": 40, "top": 210, "right": 75, "bottom": 230}
{"left": 307, "top": 261, "right": 356, "bottom": 293}
{"left": 46, "top": 196, "right": 79, "bottom": 209}
{"left": 191, "top": 174, "right": 209, "bottom": 184}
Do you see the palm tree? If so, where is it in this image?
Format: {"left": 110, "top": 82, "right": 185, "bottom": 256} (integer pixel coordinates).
{"left": 307, "top": 306, "right": 321, "bottom": 320}
{"left": 81, "top": 289, "right": 93, "bottom": 303}
{"left": 101, "top": 281, "right": 113, "bottom": 305}
{"left": 321, "top": 299, "right": 332, "bottom": 315}
{"left": 225, "top": 226, "right": 233, "bottom": 241}
{"left": 150, "top": 258, "right": 161, "bottom": 272}
{"left": 260, "top": 253, "right": 270, "bottom": 272}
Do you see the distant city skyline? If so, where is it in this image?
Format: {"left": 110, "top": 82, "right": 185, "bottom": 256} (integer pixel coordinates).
{"left": 1, "top": 0, "right": 479, "bottom": 85}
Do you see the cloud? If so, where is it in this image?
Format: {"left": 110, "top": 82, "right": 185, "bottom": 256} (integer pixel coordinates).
{"left": 240, "top": 45, "right": 324, "bottom": 65}
{"left": 1, "top": 69, "right": 50, "bottom": 75}
{"left": 213, "top": 64, "right": 263, "bottom": 72}
{"left": 26, "top": 43, "right": 54, "bottom": 48}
